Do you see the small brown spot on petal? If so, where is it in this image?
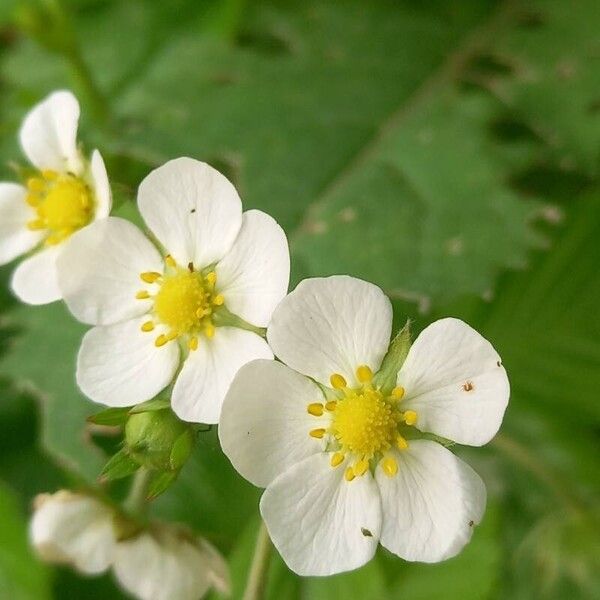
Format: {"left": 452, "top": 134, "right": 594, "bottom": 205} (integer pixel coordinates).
{"left": 361, "top": 527, "right": 373, "bottom": 537}
{"left": 469, "top": 520, "right": 474, "bottom": 527}
{"left": 497, "top": 360, "right": 502, "bottom": 367}
{"left": 463, "top": 381, "right": 474, "bottom": 392}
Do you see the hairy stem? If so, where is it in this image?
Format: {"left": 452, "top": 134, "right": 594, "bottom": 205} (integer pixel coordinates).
{"left": 242, "top": 520, "right": 273, "bottom": 600}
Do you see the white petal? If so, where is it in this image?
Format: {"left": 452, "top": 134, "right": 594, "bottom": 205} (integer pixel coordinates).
{"left": 58, "top": 217, "right": 163, "bottom": 325}
{"left": 11, "top": 245, "right": 62, "bottom": 305}
{"left": 89, "top": 149, "right": 112, "bottom": 219}
{"left": 172, "top": 327, "right": 272, "bottom": 424}
{"left": 137, "top": 158, "right": 242, "bottom": 268}
{"left": 30, "top": 491, "right": 115, "bottom": 575}
{"left": 114, "top": 528, "right": 212, "bottom": 600}
{"left": 267, "top": 276, "right": 392, "bottom": 388}
{"left": 0, "top": 182, "right": 43, "bottom": 265}
{"left": 216, "top": 210, "right": 289, "bottom": 327}
{"left": 19, "top": 90, "right": 82, "bottom": 173}
{"left": 260, "top": 453, "right": 381, "bottom": 576}
{"left": 219, "top": 359, "right": 328, "bottom": 488}
{"left": 399, "top": 318, "right": 510, "bottom": 446}
{"left": 375, "top": 440, "right": 486, "bottom": 563}
{"left": 76, "top": 317, "right": 179, "bottom": 407}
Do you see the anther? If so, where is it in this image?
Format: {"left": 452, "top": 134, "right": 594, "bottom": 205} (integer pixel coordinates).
{"left": 330, "top": 452, "right": 345, "bottom": 467}
{"left": 403, "top": 410, "right": 418, "bottom": 426}
{"left": 155, "top": 334, "right": 169, "bottom": 347}
{"left": 135, "top": 290, "right": 150, "bottom": 300}
{"left": 27, "top": 219, "right": 45, "bottom": 231}
{"left": 212, "top": 294, "right": 225, "bottom": 306}
{"left": 354, "top": 459, "right": 369, "bottom": 476}
{"left": 41, "top": 170, "right": 58, "bottom": 180}
{"left": 381, "top": 457, "right": 398, "bottom": 477}
{"left": 356, "top": 365, "right": 373, "bottom": 383}
{"left": 141, "top": 321, "right": 155, "bottom": 332}
{"left": 307, "top": 403, "right": 324, "bottom": 417}
{"left": 165, "top": 255, "right": 176, "bottom": 268}
{"left": 396, "top": 435, "right": 409, "bottom": 450}
{"left": 204, "top": 323, "right": 215, "bottom": 339}
{"left": 309, "top": 428, "right": 326, "bottom": 439}
{"left": 140, "top": 271, "right": 161, "bottom": 284}
{"left": 330, "top": 373, "right": 347, "bottom": 390}
{"left": 206, "top": 271, "right": 217, "bottom": 286}
{"left": 391, "top": 386, "right": 405, "bottom": 400}
{"left": 344, "top": 467, "right": 356, "bottom": 482}
{"left": 325, "top": 400, "right": 337, "bottom": 411}
{"left": 188, "top": 337, "right": 199, "bottom": 351}
{"left": 27, "top": 178, "right": 45, "bottom": 192}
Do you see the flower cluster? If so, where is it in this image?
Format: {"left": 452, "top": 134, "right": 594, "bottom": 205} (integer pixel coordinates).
{"left": 1, "top": 91, "right": 510, "bottom": 596}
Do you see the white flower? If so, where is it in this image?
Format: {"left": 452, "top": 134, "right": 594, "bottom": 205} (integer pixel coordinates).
{"left": 219, "top": 276, "right": 510, "bottom": 576}
{"left": 113, "top": 525, "right": 230, "bottom": 600}
{"left": 58, "top": 157, "right": 289, "bottom": 423}
{"left": 30, "top": 490, "right": 116, "bottom": 575}
{"left": 0, "top": 90, "right": 111, "bottom": 304}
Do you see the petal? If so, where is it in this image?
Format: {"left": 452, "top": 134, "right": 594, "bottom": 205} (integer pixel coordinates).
{"left": 11, "top": 245, "right": 62, "bottom": 305}
{"left": 113, "top": 529, "right": 212, "bottom": 600}
{"left": 76, "top": 317, "right": 179, "bottom": 407}
{"left": 58, "top": 217, "right": 163, "bottom": 325}
{"left": 216, "top": 209, "right": 290, "bottom": 327}
{"left": 260, "top": 453, "right": 381, "bottom": 576}
{"left": 172, "top": 327, "right": 273, "bottom": 424}
{"left": 219, "top": 359, "right": 328, "bottom": 488}
{"left": 19, "top": 90, "right": 82, "bottom": 173}
{"left": 89, "top": 149, "right": 112, "bottom": 219}
{"left": 375, "top": 440, "right": 486, "bottom": 563}
{"left": 30, "top": 491, "right": 115, "bottom": 575}
{"left": 137, "top": 157, "right": 242, "bottom": 268}
{"left": 0, "top": 182, "right": 43, "bottom": 265}
{"left": 267, "top": 276, "right": 392, "bottom": 388}
{"left": 399, "top": 318, "right": 510, "bottom": 446}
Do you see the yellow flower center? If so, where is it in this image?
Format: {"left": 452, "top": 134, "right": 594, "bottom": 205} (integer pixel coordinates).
{"left": 136, "top": 256, "right": 225, "bottom": 351}
{"left": 307, "top": 365, "right": 418, "bottom": 482}
{"left": 26, "top": 170, "right": 93, "bottom": 245}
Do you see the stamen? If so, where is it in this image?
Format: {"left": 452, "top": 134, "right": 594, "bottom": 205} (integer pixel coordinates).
{"left": 330, "top": 373, "right": 347, "bottom": 390}
{"left": 391, "top": 386, "right": 405, "bottom": 400}
{"left": 165, "top": 255, "right": 176, "bottom": 268}
{"left": 27, "top": 178, "right": 45, "bottom": 192}
{"left": 325, "top": 400, "right": 337, "bottom": 411}
{"left": 188, "top": 337, "right": 199, "bottom": 351}
{"left": 25, "top": 194, "right": 40, "bottom": 207}
{"left": 356, "top": 365, "right": 373, "bottom": 383}
{"left": 330, "top": 452, "right": 345, "bottom": 467}
{"left": 140, "top": 271, "right": 161, "bottom": 284}
{"left": 403, "top": 410, "right": 418, "bottom": 426}
{"left": 212, "top": 294, "right": 225, "bottom": 306}
{"left": 344, "top": 467, "right": 356, "bottom": 482}
{"left": 205, "top": 271, "right": 217, "bottom": 286}
{"left": 27, "top": 219, "right": 45, "bottom": 230}
{"left": 309, "top": 428, "right": 326, "bottom": 439}
{"left": 135, "top": 290, "right": 150, "bottom": 300}
{"left": 204, "top": 323, "right": 215, "bottom": 339}
{"left": 155, "top": 334, "right": 169, "bottom": 347}
{"left": 381, "top": 457, "right": 398, "bottom": 477}
{"left": 396, "top": 434, "right": 409, "bottom": 450}
{"left": 354, "top": 459, "right": 369, "bottom": 476}
{"left": 41, "top": 170, "right": 58, "bottom": 180}
{"left": 141, "top": 321, "right": 155, "bottom": 332}
{"left": 307, "top": 403, "right": 324, "bottom": 416}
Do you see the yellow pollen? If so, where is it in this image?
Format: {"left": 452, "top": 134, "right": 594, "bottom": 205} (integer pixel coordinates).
{"left": 381, "top": 457, "right": 398, "bottom": 477}
{"left": 155, "top": 334, "right": 169, "bottom": 347}
{"left": 136, "top": 290, "right": 150, "bottom": 300}
{"left": 24, "top": 171, "right": 93, "bottom": 245}
{"left": 205, "top": 271, "right": 217, "bottom": 286}
{"left": 356, "top": 365, "right": 373, "bottom": 383}
{"left": 396, "top": 434, "right": 409, "bottom": 450}
{"left": 307, "top": 403, "right": 324, "bottom": 417}
{"left": 325, "top": 400, "right": 337, "bottom": 411}
{"left": 403, "top": 410, "right": 418, "bottom": 426}
{"left": 140, "top": 271, "right": 161, "bottom": 284}
{"left": 344, "top": 467, "right": 356, "bottom": 482}
{"left": 309, "top": 428, "right": 326, "bottom": 439}
{"left": 330, "top": 452, "right": 345, "bottom": 467}
{"left": 354, "top": 459, "right": 369, "bottom": 476}
{"left": 204, "top": 322, "right": 215, "bottom": 339}
{"left": 212, "top": 294, "right": 225, "bottom": 306}
{"left": 391, "top": 386, "right": 405, "bottom": 400}
{"left": 188, "top": 336, "right": 199, "bottom": 351}
{"left": 330, "top": 373, "right": 347, "bottom": 390}
{"left": 165, "top": 255, "right": 177, "bottom": 268}
{"left": 141, "top": 321, "right": 155, "bottom": 332}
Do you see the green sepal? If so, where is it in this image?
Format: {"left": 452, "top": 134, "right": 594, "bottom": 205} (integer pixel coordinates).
{"left": 100, "top": 448, "right": 140, "bottom": 481}
{"left": 146, "top": 471, "right": 179, "bottom": 501}
{"left": 170, "top": 431, "right": 195, "bottom": 471}
{"left": 373, "top": 320, "right": 411, "bottom": 394}
{"left": 87, "top": 407, "right": 131, "bottom": 426}
{"left": 128, "top": 398, "right": 171, "bottom": 414}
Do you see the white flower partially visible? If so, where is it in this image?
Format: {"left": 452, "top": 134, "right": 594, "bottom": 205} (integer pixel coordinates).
{"left": 113, "top": 525, "right": 230, "bottom": 600}
{"left": 0, "top": 90, "right": 111, "bottom": 304}
{"left": 30, "top": 490, "right": 116, "bottom": 575}
{"left": 58, "top": 157, "right": 289, "bottom": 424}
{"left": 219, "top": 276, "right": 510, "bottom": 576}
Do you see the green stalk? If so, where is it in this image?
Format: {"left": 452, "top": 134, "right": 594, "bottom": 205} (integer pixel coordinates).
{"left": 242, "top": 520, "right": 273, "bottom": 600}
{"left": 123, "top": 468, "right": 153, "bottom": 517}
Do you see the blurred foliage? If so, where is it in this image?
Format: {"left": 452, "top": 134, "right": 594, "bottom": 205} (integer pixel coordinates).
{"left": 0, "top": 0, "right": 598, "bottom": 598}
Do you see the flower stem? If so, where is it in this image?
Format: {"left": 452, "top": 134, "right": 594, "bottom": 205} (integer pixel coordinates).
{"left": 123, "top": 468, "right": 153, "bottom": 517}
{"left": 242, "top": 520, "right": 272, "bottom": 600}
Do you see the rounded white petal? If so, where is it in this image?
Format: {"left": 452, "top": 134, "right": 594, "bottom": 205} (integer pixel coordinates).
{"left": 11, "top": 245, "right": 62, "bottom": 305}
{"left": 58, "top": 217, "right": 163, "bottom": 325}
{"left": 260, "top": 453, "right": 381, "bottom": 576}
{"left": 30, "top": 491, "right": 115, "bottom": 575}
{"left": 172, "top": 327, "right": 272, "bottom": 424}
{"left": 267, "top": 276, "right": 392, "bottom": 388}
{"left": 216, "top": 209, "right": 289, "bottom": 327}
{"left": 0, "top": 182, "right": 43, "bottom": 265}
{"left": 19, "top": 90, "right": 82, "bottom": 173}
{"left": 137, "top": 157, "right": 242, "bottom": 268}
{"left": 219, "top": 359, "right": 327, "bottom": 488}
{"left": 76, "top": 317, "right": 179, "bottom": 407}
{"left": 89, "top": 149, "right": 112, "bottom": 219}
{"left": 399, "top": 318, "right": 510, "bottom": 446}
{"left": 114, "top": 528, "right": 213, "bottom": 600}
{"left": 375, "top": 440, "right": 486, "bottom": 563}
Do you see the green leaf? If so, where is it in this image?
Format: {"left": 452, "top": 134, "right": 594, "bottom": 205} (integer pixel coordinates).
{"left": 0, "top": 482, "right": 52, "bottom": 600}
{"left": 373, "top": 320, "right": 411, "bottom": 393}
{"left": 88, "top": 406, "right": 130, "bottom": 426}
{"left": 170, "top": 430, "right": 195, "bottom": 471}
{"left": 100, "top": 448, "right": 140, "bottom": 481}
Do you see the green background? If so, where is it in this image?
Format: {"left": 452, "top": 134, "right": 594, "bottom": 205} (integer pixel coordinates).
{"left": 0, "top": 0, "right": 599, "bottom": 598}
